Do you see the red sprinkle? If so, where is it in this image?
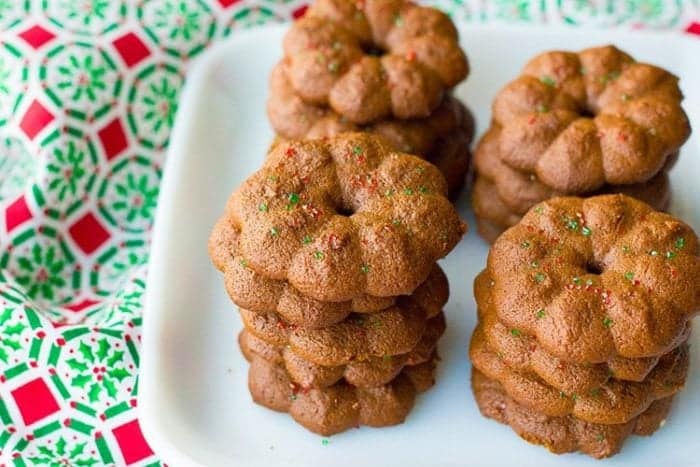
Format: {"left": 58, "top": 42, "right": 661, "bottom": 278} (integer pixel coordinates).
{"left": 406, "top": 50, "right": 416, "bottom": 61}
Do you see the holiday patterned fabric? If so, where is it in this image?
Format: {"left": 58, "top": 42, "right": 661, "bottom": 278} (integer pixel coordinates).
{"left": 0, "top": 0, "right": 697, "bottom": 465}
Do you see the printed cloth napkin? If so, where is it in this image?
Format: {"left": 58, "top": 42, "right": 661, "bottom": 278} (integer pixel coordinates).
{"left": 0, "top": 1, "right": 697, "bottom": 465}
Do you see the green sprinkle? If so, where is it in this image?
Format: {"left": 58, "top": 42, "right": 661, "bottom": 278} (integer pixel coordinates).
{"left": 384, "top": 189, "right": 395, "bottom": 197}
{"left": 270, "top": 227, "right": 279, "bottom": 237}
{"left": 290, "top": 394, "right": 297, "bottom": 401}
{"left": 353, "top": 145, "right": 363, "bottom": 155}
{"left": 383, "top": 355, "right": 392, "bottom": 361}
{"left": 559, "top": 391, "right": 567, "bottom": 399}
{"left": 393, "top": 14, "right": 403, "bottom": 26}
{"left": 565, "top": 218, "right": 579, "bottom": 231}
{"left": 328, "top": 62, "right": 339, "bottom": 73}
{"left": 392, "top": 219, "right": 401, "bottom": 226}
{"left": 258, "top": 202, "right": 268, "bottom": 212}
{"left": 415, "top": 167, "right": 425, "bottom": 173}
{"left": 288, "top": 193, "right": 300, "bottom": 205}
{"left": 534, "top": 272, "right": 546, "bottom": 283}
{"left": 302, "top": 235, "right": 313, "bottom": 245}
{"left": 586, "top": 278, "right": 594, "bottom": 286}
{"left": 534, "top": 206, "right": 545, "bottom": 214}
{"left": 676, "top": 237, "right": 686, "bottom": 249}
{"left": 313, "top": 250, "right": 325, "bottom": 260}
{"left": 510, "top": 329, "right": 522, "bottom": 337}
{"left": 595, "top": 433, "right": 605, "bottom": 442}
{"left": 666, "top": 251, "right": 677, "bottom": 259}
{"left": 536, "top": 308, "right": 546, "bottom": 319}
{"left": 403, "top": 188, "right": 414, "bottom": 195}
{"left": 582, "top": 226, "right": 592, "bottom": 236}
{"left": 267, "top": 175, "right": 278, "bottom": 182}
{"left": 536, "top": 103, "right": 550, "bottom": 113}
{"left": 418, "top": 186, "right": 429, "bottom": 194}
{"left": 361, "top": 264, "right": 370, "bottom": 274}
{"left": 571, "top": 393, "right": 579, "bottom": 401}
{"left": 540, "top": 75, "right": 556, "bottom": 87}
{"left": 621, "top": 93, "right": 631, "bottom": 101}
{"left": 623, "top": 245, "right": 631, "bottom": 253}
{"left": 529, "top": 260, "right": 539, "bottom": 268}
{"left": 239, "top": 259, "right": 248, "bottom": 268}
{"left": 624, "top": 271, "right": 635, "bottom": 281}
{"left": 603, "top": 317, "right": 613, "bottom": 328}
{"left": 521, "top": 240, "right": 531, "bottom": 249}
{"left": 321, "top": 439, "right": 329, "bottom": 446}
{"left": 590, "top": 388, "right": 601, "bottom": 398}
{"left": 580, "top": 67, "right": 587, "bottom": 75}
{"left": 572, "top": 277, "right": 582, "bottom": 285}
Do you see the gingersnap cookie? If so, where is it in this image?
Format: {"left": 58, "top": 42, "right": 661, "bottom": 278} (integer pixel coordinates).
{"left": 246, "top": 351, "right": 437, "bottom": 436}
{"left": 212, "top": 133, "right": 465, "bottom": 306}
{"left": 281, "top": 0, "right": 468, "bottom": 123}
{"left": 486, "top": 45, "right": 690, "bottom": 192}
{"left": 211, "top": 215, "right": 449, "bottom": 329}
{"left": 268, "top": 61, "right": 474, "bottom": 197}
{"left": 472, "top": 368, "right": 674, "bottom": 459}
{"left": 239, "top": 312, "right": 445, "bottom": 389}
{"left": 487, "top": 195, "right": 699, "bottom": 362}
{"left": 239, "top": 285, "right": 442, "bottom": 367}
{"left": 470, "top": 321, "right": 688, "bottom": 424}
{"left": 475, "top": 272, "right": 691, "bottom": 396}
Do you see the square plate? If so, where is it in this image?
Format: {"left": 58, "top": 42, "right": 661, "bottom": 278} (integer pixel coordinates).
{"left": 139, "top": 24, "right": 700, "bottom": 467}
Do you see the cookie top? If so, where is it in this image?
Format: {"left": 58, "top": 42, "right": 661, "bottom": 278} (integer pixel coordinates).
{"left": 282, "top": 0, "right": 468, "bottom": 123}
{"left": 217, "top": 133, "right": 465, "bottom": 303}
{"left": 474, "top": 272, "right": 690, "bottom": 396}
{"left": 487, "top": 194, "right": 699, "bottom": 362}
{"left": 488, "top": 45, "right": 690, "bottom": 192}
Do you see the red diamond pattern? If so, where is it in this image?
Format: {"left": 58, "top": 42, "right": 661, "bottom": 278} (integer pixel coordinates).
{"left": 98, "top": 118, "right": 128, "bottom": 160}
{"left": 112, "top": 419, "right": 154, "bottom": 465}
{"left": 218, "top": 0, "right": 242, "bottom": 7}
{"left": 11, "top": 378, "right": 61, "bottom": 426}
{"left": 19, "top": 100, "right": 54, "bottom": 140}
{"left": 69, "top": 213, "right": 111, "bottom": 255}
{"left": 686, "top": 22, "right": 700, "bottom": 36}
{"left": 5, "top": 196, "right": 32, "bottom": 232}
{"left": 112, "top": 32, "right": 151, "bottom": 68}
{"left": 17, "top": 25, "right": 56, "bottom": 49}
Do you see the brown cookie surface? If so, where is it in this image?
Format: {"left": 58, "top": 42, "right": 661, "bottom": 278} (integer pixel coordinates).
{"left": 239, "top": 312, "right": 445, "bottom": 389}
{"left": 472, "top": 369, "right": 674, "bottom": 459}
{"left": 247, "top": 351, "right": 437, "bottom": 436}
{"left": 487, "top": 195, "right": 699, "bottom": 362}
{"left": 281, "top": 0, "right": 468, "bottom": 122}
{"left": 212, "top": 133, "right": 466, "bottom": 304}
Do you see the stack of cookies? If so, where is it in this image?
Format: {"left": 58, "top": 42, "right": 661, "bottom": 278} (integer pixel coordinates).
{"left": 210, "top": 133, "right": 466, "bottom": 435}
{"left": 472, "top": 45, "right": 691, "bottom": 243}
{"left": 267, "top": 0, "right": 474, "bottom": 199}
{"left": 469, "top": 194, "right": 700, "bottom": 458}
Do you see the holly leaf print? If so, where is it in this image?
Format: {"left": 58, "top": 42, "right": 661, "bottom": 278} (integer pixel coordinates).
{"left": 0, "top": 347, "right": 7, "bottom": 363}
{"left": 27, "top": 457, "right": 52, "bottom": 465}
{"left": 69, "top": 441, "right": 86, "bottom": 458}
{"left": 108, "top": 367, "right": 130, "bottom": 382}
{"left": 103, "top": 376, "right": 118, "bottom": 399}
{"left": 3, "top": 322, "right": 25, "bottom": 335}
{"left": 106, "top": 350, "right": 124, "bottom": 366}
{"left": 71, "top": 374, "right": 92, "bottom": 389}
{"left": 0, "top": 308, "right": 12, "bottom": 326}
{"left": 38, "top": 446, "right": 54, "bottom": 456}
{"left": 2, "top": 338, "right": 20, "bottom": 350}
{"left": 75, "top": 459, "right": 98, "bottom": 466}
{"left": 56, "top": 437, "right": 66, "bottom": 456}
{"left": 88, "top": 382, "right": 102, "bottom": 402}
{"left": 79, "top": 341, "right": 94, "bottom": 363}
{"left": 96, "top": 338, "right": 110, "bottom": 362}
{"left": 66, "top": 358, "right": 89, "bottom": 372}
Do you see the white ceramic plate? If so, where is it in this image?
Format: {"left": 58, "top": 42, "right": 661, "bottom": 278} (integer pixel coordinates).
{"left": 139, "top": 24, "right": 700, "bottom": 467}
